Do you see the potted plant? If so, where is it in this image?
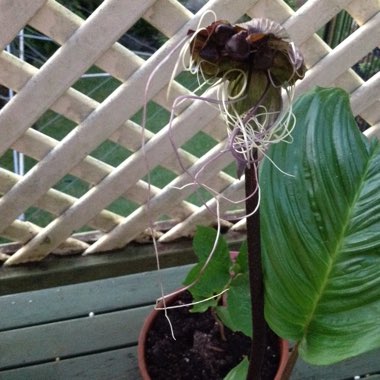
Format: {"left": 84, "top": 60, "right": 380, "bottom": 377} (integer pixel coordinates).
{"left": 138, "top": 15, "right": 380, "bottom": 380}
{"left": 138, "top": 227, "right": 289, "bottom": 379}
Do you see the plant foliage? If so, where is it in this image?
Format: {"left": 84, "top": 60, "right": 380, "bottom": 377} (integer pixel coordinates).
{"left": 183, "top": 226, "right": 252, "bottom": 336}
{"left": 261, "top": 87, "right": 380, "bottom": 364}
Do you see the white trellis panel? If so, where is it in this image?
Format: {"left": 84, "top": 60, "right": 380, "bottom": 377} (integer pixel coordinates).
{"left": 0, "top": 0, "right": 379, "bottom": 265}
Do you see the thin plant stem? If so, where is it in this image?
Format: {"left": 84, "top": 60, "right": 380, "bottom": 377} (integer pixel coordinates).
{"left": 281, "top": 343, "right": 299, "bottom": 380}
{"left": 245, "top": 157, "right": 267, "bottom": 380}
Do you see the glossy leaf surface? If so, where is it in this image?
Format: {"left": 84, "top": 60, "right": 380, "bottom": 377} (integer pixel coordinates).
{"left": 261, "top": 87, "right": 380, "bottom": 364}
{"left": 224, "top": 357, "right": 249, "bottom": 380}
{"left": 184, "top": 226, "right": 252, "bottom": 336}
{"left": 183, "top": 226, "right": 231, "bottom": 312}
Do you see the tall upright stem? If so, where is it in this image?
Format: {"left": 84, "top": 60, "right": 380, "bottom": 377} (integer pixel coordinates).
{"left": 245, "top": 159, "right": 267, "bottom": 380}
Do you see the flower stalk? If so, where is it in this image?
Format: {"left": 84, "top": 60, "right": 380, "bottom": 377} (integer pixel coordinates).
{"left": 186, "top": 16, "right": 306, "bottom": 379}
{"left": 245, "top": 159, "right": 265, "bottom": 379}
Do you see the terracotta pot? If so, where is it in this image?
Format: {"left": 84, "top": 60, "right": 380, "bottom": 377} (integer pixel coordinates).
{"left": 138, "top": 292, "right": 289, "bottom": 380}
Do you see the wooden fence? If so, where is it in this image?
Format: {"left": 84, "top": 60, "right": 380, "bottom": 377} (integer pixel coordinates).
{"left": 0, "top": 0, "right": 379, "bottom": 266}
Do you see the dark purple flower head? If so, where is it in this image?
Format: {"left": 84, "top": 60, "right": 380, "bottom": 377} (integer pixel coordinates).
{"left": 189, "top": 18, "right": 305, "bottom": 87}
{"left": 187, "top": 18, "right": 306, "bottom": 177}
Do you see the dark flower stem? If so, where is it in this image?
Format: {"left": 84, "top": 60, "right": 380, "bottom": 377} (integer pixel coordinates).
{"left": 245, "top": 156, "right": 267, "bottom": 380}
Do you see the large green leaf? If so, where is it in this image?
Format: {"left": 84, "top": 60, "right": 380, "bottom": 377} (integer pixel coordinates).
{"left": 261, "top": 87, "right": 380, "bottom": 365}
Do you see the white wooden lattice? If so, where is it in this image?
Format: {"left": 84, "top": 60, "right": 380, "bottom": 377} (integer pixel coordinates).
{"left": 0, "top": 0, "right": 379, "bottom": 265}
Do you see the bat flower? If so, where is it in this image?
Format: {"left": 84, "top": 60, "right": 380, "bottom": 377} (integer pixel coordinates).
{"left": 188, "top": 18, "right": 306, "bottom": 177}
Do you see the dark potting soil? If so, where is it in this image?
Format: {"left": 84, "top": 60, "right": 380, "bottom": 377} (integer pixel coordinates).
{"left": 145, "top": 291, "right": 280, "bottom": 380}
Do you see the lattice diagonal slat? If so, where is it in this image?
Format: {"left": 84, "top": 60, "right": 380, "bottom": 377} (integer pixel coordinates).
{"left": 0, "top": 0, "right": 379, "bottom": 265}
